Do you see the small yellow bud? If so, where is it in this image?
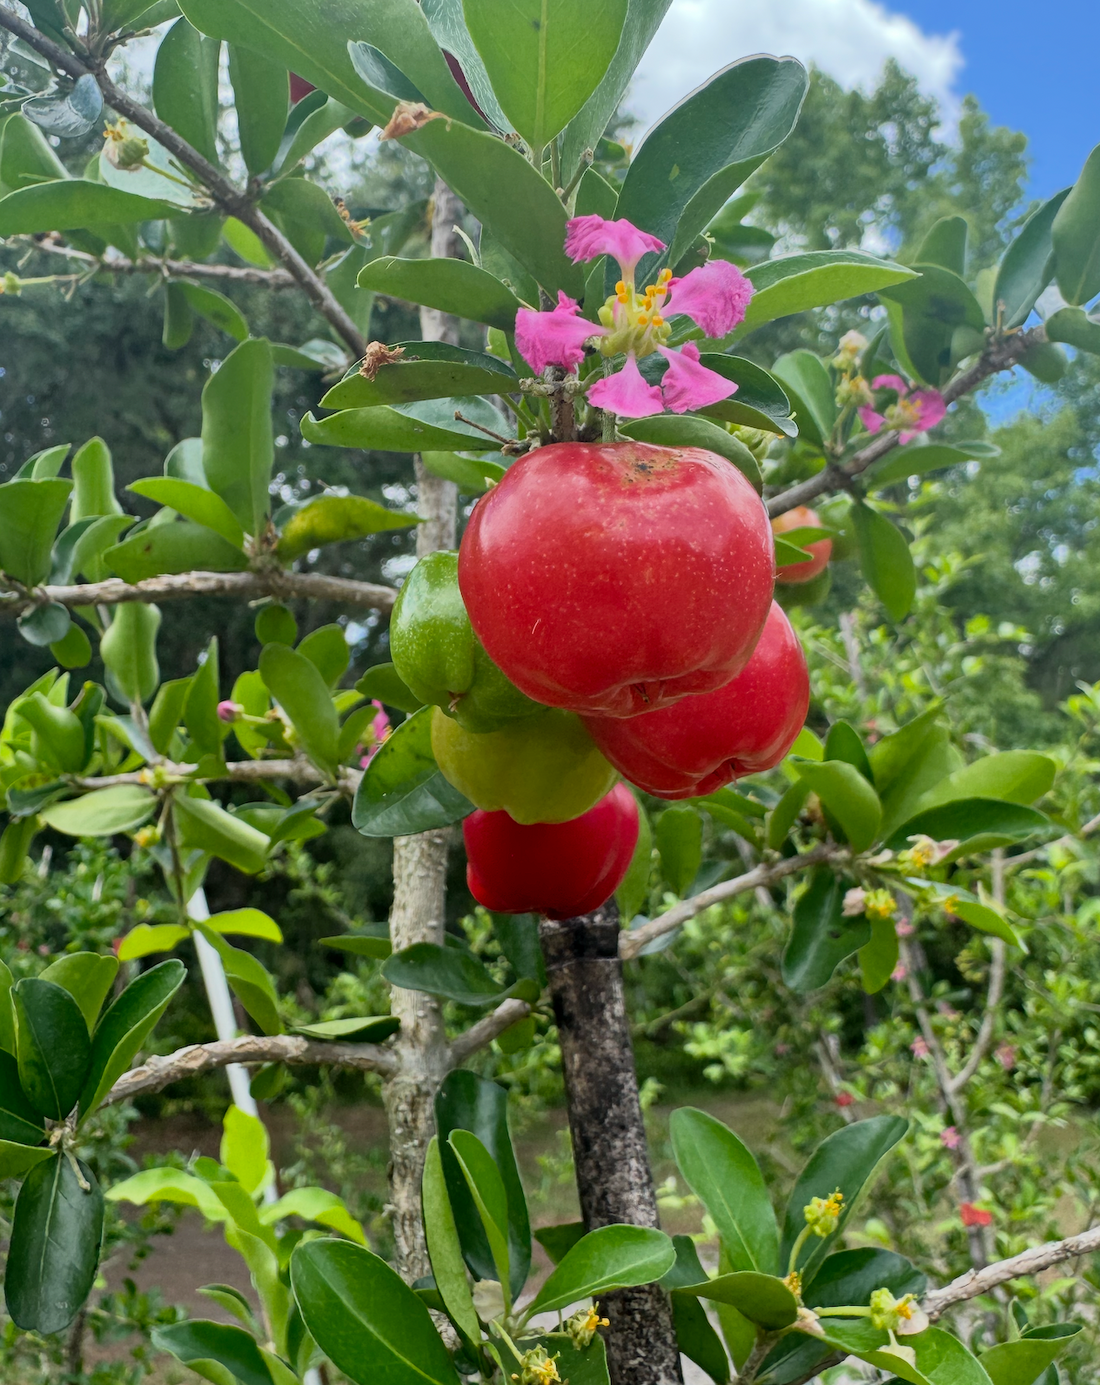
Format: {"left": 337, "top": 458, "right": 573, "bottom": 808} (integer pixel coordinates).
{"left": 511, "top": 1346, "right": 562, "bottom": 1385}
{"left": 0, "top": 271, "right": 21, "bottom": 297}
{"left": 803, "top": 1189, "right": 844, "bottom": 1237}
{"left": 565, "top": 1305, "right": 609, "bottom": 1349}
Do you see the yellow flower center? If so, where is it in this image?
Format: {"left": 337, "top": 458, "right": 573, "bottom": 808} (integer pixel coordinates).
{"left": 598, "top": 267, "right": 674, "bottom": 358}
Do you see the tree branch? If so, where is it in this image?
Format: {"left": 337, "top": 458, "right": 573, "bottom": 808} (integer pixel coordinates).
{"left": 923, "top": 1223, "right": 1100, "bottom": 1317}
{"left": 619, "top": 842, "right": 841, "bottom": 960}
{"left": 74, "top": 757, "right": 362, "bottom": 792}
{"left": 447, "top": 997, "right": 532, "bottom": 1066}
{"left": 104, "top": 1033, "right": 399, "bottom": 1106}
{"left": 765, "top": 327, "right": 1047, "bottom": 518}
{"left": 0, "top": 569, "right": 397, "bottom": 615}
{"left": 19, "top": 237, "right": 297, "bottom": 287}
{"left": 0, "top": 6, "right": 367, "bottom": 356}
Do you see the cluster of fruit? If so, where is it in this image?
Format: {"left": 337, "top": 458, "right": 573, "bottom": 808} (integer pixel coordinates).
{"left": 391, "top": 441, "right": 813, "bottom": 920}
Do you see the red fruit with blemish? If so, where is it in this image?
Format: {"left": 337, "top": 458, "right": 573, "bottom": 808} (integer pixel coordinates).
{"left": 458, "top": 441, "right": 775, "bottom": 718}
{"left": 463, "top": 783, "right": 639, "bottom": 919}
{"left": 773, "top": 505, "right": 832, "bottom": 585}
{"left": 581, "top": 602, "right": 809, "bottom": 798}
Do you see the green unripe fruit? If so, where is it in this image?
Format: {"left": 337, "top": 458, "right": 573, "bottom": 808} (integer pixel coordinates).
{"left": 18, "top": 693, "right": 87, "bottom": 773}
{"left": 391, "top": 551, "right": 540, "bottom": 733}
{"left": 431, "top": 706, "right": 618, "bottom": 825}
{"left": 100, "top": 602, "right": 161, "bottom": 705}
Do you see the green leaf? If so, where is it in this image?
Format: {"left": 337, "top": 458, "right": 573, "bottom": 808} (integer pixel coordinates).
{"left": 656, "top": 805, "right": 702, "bottom": 895}
{"left": 356, "top": 255, "right": 524, "bottom": 329}
{"left": 913, "top": 751, "right": 1055, "bottom": 812}
{"left": 419, "top": 451, "right": 506, "bottom": 494}
{"left": 382, "top": 942, "right": 506, "bottom": 1007}
{"left": 1020, "top": 339, "right": 1067, "bottom": 384}
{"left": 767, "top": 779, "right": 811, "bottom": 850}
{"left": 202, "top": 338, "right": 275, "bottom": 538}
{"left": 1, "top": 113, "right": 68, "bottom": 192}
{"left": 221, "top": 1103, "right": 270, "bottom": 1194}
{"left": 694, "top": 355, "right": 797, "bottom": 436}
{"left": 859, "top": 916, "right": 899, "bottom": 994}
{"left": 14, "top": 979, "right": 92, "bottom": 1120}
{"left": 105, "top": 519, "right": 249, "bottom": 583}
{"left": 534, "top": 1221, "right": 587, "bottom": 1264}
{"left": 677, "top": 1271, "right": 798, "bottom": 1330}
{"left": 154, "top": 18, "right": 221, "bottom": 164}
{"left": 771, "top": 350, "right": 837, "bottom": 448}
{"left": 260, "top": 1187, "right": 366, "bottom": 1244}
{"left": 5, "top": 1153, "right": 104, "bottom": 1335}
{"left": 420, "top": 0, "right": 513, "bottom": 133}
{"left": 462, "top": 0, "right": 627, "bottom": 150}
{"left": 0, "top": 180, "right": 180, "bottom": 234}
{"left": 128, "top": 478, "right": 245, "bottom": 548}
{"left": 107, "top": 1166, "right": 227, "bottom": 1221}
{"left": 615, "top": 56, "right": 807, "bottom": 270}
{"left": 497, "top": 1333, "right": 611, "bottom": 1385}
{"left": 194, "top": 923, "right": 283, "bottom": 1035}
{"left": 303, "top": 396, "right": 512, "bottom": 453}
{"left": 184, "top": 636, "right": 228, "bottom": 757}
{"left": 868, "top": 704, "right": 948, "bottom": 800}
{"left": 291, "top": 1016, "right": 399, "bottom": 1042}
{"left": 879, "top": 264, "right": 988, "bottom": 385}
{"left": 619, "top": 413, "right": 763, "bottom": 490}
{"left": 670, "top": 1107, "right": 778, "bottom": 1275}
{"left": 804, "top": 1246, "right": 924, "bottom": 1308}
{"left": 1053, "top": 143, "right": 1100, "bottom": 305}
{"left": 291, "top": 1238, "right": 461, "bottom": 1385}
{"left": 262, "top": 176, "right": 354, "bottom": 263}
{"left": 259, "top": 642, "right": 341, "bottom": 776}
{"left": 275, "top": 493, "right": 418, "bottom": 562}
{"left": 885, "top": 799, "right": 1050, "bottom": 853}
{"left": 823, "top": 722, "right": 873, "bottom": 782}
{"left": 40, "top": 953, "right": 119, "bottom": 1031}
{"left": 321, "top": 927, "right": 393, "bottom": 960}
{"left": 917, "top": 215, "right": 968, "bottom": 276}
{"left": 794, "top": 760, "right": 882, "bottom": 851}
{"left": 174, "top": 281, "right": 250, "bottom": 343}
{"left": 79, "top": 960, "right": 186, "bottom": 1116}
{"left": 851, "top": 501, "right": 915, "bottom": 622}
{"left": 866, "top": 441, "right": 990, "bottom": 489}
{"left": 322, "top": 341, "right": 517, "bottom": 409}
{"left": 208, "top": 908, "right": 284, "bottom": 943}
{"left": 0, "top": 1048, "right": 46, "bottom": 1145}
{"left": 448, "top": 1128, "right": 512, "bottom": 1292}
{"left": 435, "top": 1069, "right": 531, "bottom": 1299}
{"left": 229, "top": 45, "right": 288, "bottom": 175}
{"left": 0, "top": 1140, "right": 53, "bottom": 1179}
{"left": 527, "top": 1224, "right": 675, "bottom": 1317}
{"left": 994, "top": 188, "right": 1071, "bottom": 329}
{"left": 117, "top": 923, "right": 191, "bottom": 961}
{"left": 1045, "top": 306, "right": 1100, "bottom": 355}
{"left": 0, "top": 478, "right": 72, "bottom": 586}
{"left": 152, "top": 1320, "right": 280, "bottom": 1385}
{"left": 782, "top": 867, "right": 869, "bottom": 992}
{"left": 664, "top": 1237, "right": 730, "bottom": 1383}
{"left": 982, "top": 1326, "right": 1082, "bottom": 1385}
{"left": 357, "top": 662, "right": 426, "bottom": 714}
{"left": 738, "top": 252, "right": 918, "bottom": 338}
{"left": 780, "top": 1115, "right": 908, "bottom": 1280}
{"left": 352, "top": 705, "right": 474, "bottom": 837}
{"left": 616, "top": 798, "right": 653, "bottom": 922}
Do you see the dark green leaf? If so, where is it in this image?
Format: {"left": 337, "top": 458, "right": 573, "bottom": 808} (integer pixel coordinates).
{"left": 356, "top": 662, "right": 426, "bottom": 713}
{"left": 291, "top": 1238, "right": 461, "bottom": 1385}
{"left": 80, "top": 960, "right": 186, "bottom": 1115}
{"left": 422, "top": 1137, "right": 480, "bottom": 1344}
{"left": 40, "top": 953, "right": 119, "bottom": 1031}
{"left": 655, "top": 805, "right": 702, "bottom": 896}
{"left": 0, "top": 478, "right": 72, "bottom": 587}
{"left": 770, "top": 350, "right": 836, "bottom": 447}
{"left": 5, "top": 1153, "right": 103, "bottom": 1335}
{"left": 866, "top": 441, "right": 989, "bottom": 489}
{"left": 994, "top": 188, "right": 1070, "bottom": 329}
{"left": 105, "top": 519, "right": 249, "bottom": 583}
{"left": 917, "top": 216, "right": 968, "bottom": 276}
{"left": 738, "top": 252, "right": 918, "bottom": 338}
{"left": 1052, "top": 142, "right": 1100, "bottom": 305}
{"left": 228, "top": 45, "right": 288, "bottom": 175}
{"left": 322, "top": 341, "right": 516, "bottom": 408}
{"left": 665, "top": 1237, "right": 730, "bottom": 1383}
{"left": 859, "top": 916, "right": 899, "bottom": 994}
{"left": 291, "top": 1016, "right": 399, "bottom": 1042}
{"left": 184, "top": 636, "right": 228, "bottom": 756}
{"left": 193, "top": 923, "right": 282, "bottom": 1036}
{"left": 352, "top": 705, "right": 473, "bottom": 837}
{"left": 419, "top": 0, "right": 513, "bottom": 133}
{"left": 781, "top": 867, "right": 869, "bottom": 992}
{"left": 202, "top": 338, "right": 275, "bottom": 538}
{"left": 1020, "top": 340, "right": 1067, "bottom": 383}
{"left": 382, "top": 943, "right": 506, "bottom": 1007}
{"left": 176, "top": 281, "right": 250, "bottom": 342}
{"left": 619, "top": 414, "right": 762, "bottom": 489}
{"left": 867, "top": 704, "right": 946, "bottom": 799}
{"left": 153, "top": 17, "right": 220, "bottom": 163}
{"left": 533, "top": 1221, "right": 587, "bottom": 1264}
{"left": 794, "top": 760, "right": 881, "bottom": 850}
{"left": 0, "top": 180, "right": 180, "bottom": 234}
{"left": 803, "top": 1246, "right": 925, "bottom": 1308}
{"left": 693, "top": 355, "right": 797, "bottom": 436}
{"left": 356, "top": 255, "right": 524, "bottom": 328}
{"left": 780, "top": 1115, "right": 908, "bottom": 1280}
{"left": 0, "top": 1050, "right": 46, "bottom": 1145}
{"left": 981, "top": 1326, "right": 1082, "bottom": 1385}
{"left": 1045, "top": 306, "right": 1100, "bottom": 355}
{"left": 527, "top": 1224, "right": 676, "bottom": 1316}
{"left": 17, "top": 603, "right": 70, "bottom": 648}
{"left": 851, "top": 501, "right": 915, "bottom": 622}
{"left": 275, "top": 493, "right": 418, "bottom": 562}
{"left": 885, "top": 799, "right": 1050, "bottom": 853}
{"left": 299, "top": 624, "right": 350, "bottom": 687}
{"left": 879, "top": 263, "right": 987, "bottom": 385}
{"left": 448, "top": 1128, "right": 512, "bottom": 1290}
{"left": 259, "top": 642, "right": 341, "bottom": 775}
{"left": 678, "top": 1272, "right": 798, "bottom": 1330}
{"left": 14, "top": 979, "right": 91, "bottom": 1120}
{"left": 824, "top": 723, "right": 873, "bottom": 783}
{"left": 303, "top": 395, "right": 512, "bottom": 453}
{"left": 151, "top": 1320, "right": 276, "bottom": 1385}
{"left": 766, "top": 779, "right": 811, "bottom": 850}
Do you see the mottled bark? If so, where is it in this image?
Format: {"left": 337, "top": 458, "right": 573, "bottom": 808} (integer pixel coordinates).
{"left": 540, "top": 903, "right": 684, "bottom": 1385}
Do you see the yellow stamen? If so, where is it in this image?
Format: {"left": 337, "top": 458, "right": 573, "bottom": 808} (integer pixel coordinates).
{"left": 617, "top": 290, "right": 630, "bottom": 304}
{"left": 615, "top": 280, "right": 626, "bottom": 294}
{"left": 651, "top": 314, "right": 664, "bottom": 326}
{"left": 637, "top": 313, "right": 648, "bottom": 326}
{"left": 659, "top": 267, "right": 673, "bottom": 283}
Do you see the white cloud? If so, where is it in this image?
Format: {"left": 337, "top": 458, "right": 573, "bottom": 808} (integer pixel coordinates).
{"left": 629, "top": 0, "right": 963, "bottom": 137}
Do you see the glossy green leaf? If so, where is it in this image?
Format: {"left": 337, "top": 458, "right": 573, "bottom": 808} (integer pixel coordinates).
{"left": 259, "top": 642, "right": 341, "bottom": 775}
{"left": 40, "top": 953, "right": 119, "bottom": 1031}
{"left": 291, "top": 1238, "right": 461, "bottom": 1385}
{"left": 1045, "top": 305, "right": 1100, "bottom": 354}
{"left": 0, "top": 1049, "right": 46, "bottom": 1145}
{"left": 851, "top": 501, "right": 915, "bottom": 622}
{"left": 175, "top": 280, "right": 250, "bottom": 342}
{"left": 619, "top": 413, "right": 763, "bottom": 489}
{"left": 323, "top": 342, "right": 516, "bottom": 409}
{"left": 913, "top": 751, "right": 1055, "bottom": 812}
{"left": 419, "top": 451, "right": 506, "bottom": 494}
{"left": 527, "top": 1223, "right": 675, "bottom": 1317}
{"left": 354, "top": 258, "right": 523, "bottom": 330}
{"left": 152, "top": 1320, "right": 280, "bottom": 1385}
{"left": 1, "top": 113, "right": 69, "bottom": 192}
{"left": 105, "top": 519, "right": 249, "bottom": 583}
{"left": 183, "top": 636, "right": 228, "bottom": 757}
{"left": 738, "top": 252, "right": 918, "bottom": 338}
{"left": 866, "top": 441, "right": 990, "bottom": 488}
{"left": 448, "top": 1128, "right": 512, "bottom": 1292}
{"left": 275, "top": 493, "right": 418, "bottom": 562}
{"left": 0, "top": 478, "right": 72, "bottom": 587}
{"left": 678, "top": 1271, "right": 798, "bottom": 1330}
{"left": 260, "top": 1187, "right": 366, "bottom": 1245}
{"left": 663, "top": 1236, "right": 730, "bottom": 1383}
{"left": 780, "top": 1115, "right": 908, "bottom": 1279}
{"left": 885, "top": 798, "right": 1050, "bottom": 853}
{"left": 262, "top": 175, "right": 354, "bottom": 263}
{"left": 419, "top": 0, "right": 512, "bottom": 132}
{"left": 5, "top": 1153, "right": 103, "bottom": 1335}
{"left": 616, "top": 799, "right": 653, "bottom": 922}
{"left": 0, "top": 1140, "right": 53, "bottom": 1179}
{"left": 917, "top": 215, "right": 968, "bottom": 275}
{"left": 981, "top": 1325, "right": 1082, "bottom": 1385}
{"left": 435, "top": 1069, "right": 531, "bottom": 1298}
{"left": 823, "top": 722, "right": 873, "bottom": 783}
{"left": 0, "top": 180, "right": 180, "bottom": 234}
{"left": 291, "top": 1015, "right": 399, "bottom": 1042}
{"left": 356, "top": 662, "right": 426, "bottom": 714}
{"left": 670, "top": 1107, "right": 778, "bottom": 1275}
{"left": 804, "top": 1246, "right": 924, "bottom": 1309}
{"left": 153, "top": 17, "right": 220, "bottom": 164}
{"left": 693, "top": 355, "right": 797, "bottom": 436}
{"left": 40, "top": 785, "right": 155, "bottom": 838}
{"left": 128, "top": 478, "right": 245, "bottom": 548}
{"left": 770, "top": 349, "right": 837, "bottom": 448}
{"left": 767, "top": 779, "right": 811, "bottom": 850}
{"left": 321, "top": 927, "right": 392, "bottom": 960}
{"left": 534, "top": 1221, "right": 587, "bottom": 1264}
{"left": 107, "top": 1166, "right": 227, "bottom": 1221}
{"left": 299, "top": 624, "right": 351, "bottom": 689}
{"left": 194, "top": 923, "right": 283, "bottom": 1036}
{"left": 463, "top": 0, "right": 627, "bottom": 150}
{"left": 352, "top": 705, "right": 474, "bottom": 837}
{"left": 202, "top": 338, "right": 275, "bottom": 538}
{"left": 1053, "top": 143, "right": 1100, "bottom": 305}
{"left": 382, "top": 943, "right": 505, "bottom": 1007}
{"left": 794, "top": 760, "right": 881, "bottom": 851}
{"left": 208, "top": 908, "right": 284, "bottom": 943}
{"left": 229, "top": 45, "right": 288, "bottom": 175}
{"left": 117, "top": 923, "right": 191, "bottom": 961}
{"left": 655, "top": 805, "right": 702, "bottom": 895}
{"left": 994, "top": 188, "right": 1070, "bottom": 328}
{"left": 859, "top": 916, "right": 899, "bottom": 994}
{"left": 1020, "top": 339, "right": 1067, "bottom": 383}
{"left": 303, "top": 395, "right": 512, "bottom": 453}
{"left": 879, "top": 263, "right": 988, "bottom": 385}
{"left": 867, "top": 704, "right": 947, "bottom": 800}
{"left": 79, "top": 960, "right": 186, "bottom": 1116}
{"left": 615, "top": 56, "right": 807, "bottom": 270}
{"left": 782, "top": 867, "right": 869, "bottom": 992}
{"left": 175, "top": 790, "right": 270, "bottom": 869}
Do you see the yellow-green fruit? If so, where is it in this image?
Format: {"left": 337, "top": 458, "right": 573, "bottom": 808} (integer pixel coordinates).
{"left": 431, "top": 707, "right": 617, "bottom": 825}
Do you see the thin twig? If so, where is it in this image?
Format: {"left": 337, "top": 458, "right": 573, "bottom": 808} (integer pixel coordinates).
{"left": 73, "top": 758, "right": 361, "bottom": 792}
{"left": 923, "top": 1223, "right": 1100, "bottom": 1317}
{"left": 17, "top": 237, "right": 297, "bottom": 287}
{"left": 446, "top": 997, "right": 533, "bottom": 1066}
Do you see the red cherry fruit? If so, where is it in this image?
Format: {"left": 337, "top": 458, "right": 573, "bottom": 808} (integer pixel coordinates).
{"left": 773, "top": 505, "right": 832, "bottom": 585}
{"left": 458, "top": 441, "right": 775, "bottom": 718}
{"left": 581, "top": 602, "right": 809, "bottom": 799}
{"left": 463, "top": 783, "right": 640, "bottom": 919}
{"left": 289, "top": 75, "right": 316, "bottom": 104}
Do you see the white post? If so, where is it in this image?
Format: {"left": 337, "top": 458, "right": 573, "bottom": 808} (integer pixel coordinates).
{"left": 188, "top": 887, "right": 260, "bottom": 1117}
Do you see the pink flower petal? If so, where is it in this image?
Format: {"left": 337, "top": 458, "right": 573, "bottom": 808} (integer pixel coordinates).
{"left": 656, "top": 342, "right": 738, "bottom": 413}
{"left": 859, "top": 405, "right": 887, "bottom": 434}
{"left": 587, "top": 354, "right": 664, "bottom": 418}
{"left": 911, "top": 389, "right": 946, "bottom": 431}
{"left": 514, "top": 292, "right": 604, "bottom": 373}
{"left": 871, "top": 374, "right": 909, "bottom": 395}
{"left": 666, "top": 260, "right": 754, "bottom": 338}
{"left": 564, "top": 214, "right": 665, "bottom": 277}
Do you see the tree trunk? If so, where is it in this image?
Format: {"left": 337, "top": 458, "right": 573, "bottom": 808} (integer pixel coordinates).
{"left": 540, "top": 902, "right": 684, "bottom": 1385}
{"left": 381, "top": 176, "right": 463, "bottom": 1282}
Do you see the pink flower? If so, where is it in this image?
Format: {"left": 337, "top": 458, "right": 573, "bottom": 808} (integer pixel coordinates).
{"left": 835, "top": 1091, "right": 854, "bottom": 1108}
{"left": 514, "top": 291, "right": 605, "bottom": 374}
{"left": 895, "top": 919, "right": 915, "bottom": 937}
{"left": 995, "top": 1043, "right": 1016, "bottom": 1071}
{"left": 891, "top": 963, "right": 908, "bottom": 982}
{"left": 664, "top": 260, "right": 754, "bottom": 339}
{"left": 216, "top": 700, "right": 242, "bottom": 723}
{"left": 910, "top": 1037, "right": 930, "bottom": 1058}
{"left": 587, "top": 354, "right": 664, "bottom": 417}
{"left": 656, "top": 343, "right": 738, "bottom": 412}
{"left": 940, "top": 1126, "right": 960, "bottom": 1149}
{"left": 357, "top": 701, "right": 392, "bottom": 768}
{"left": 859, "top": 374, "right": 946, "bottom": 444}
{"left": 960, "top": 1202, "right": 993, "bottom": 1228}
{"left": 564, "top": 214, "right": 665, "bottom": 280}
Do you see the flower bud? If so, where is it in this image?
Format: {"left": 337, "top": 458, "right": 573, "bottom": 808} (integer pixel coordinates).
{"left": 511, "top": 1345, "right": 562, "bottom": 1385}
{"left": 803, "top": 1188, "right": 843, "bottom": 1237}
{"left": 0, "top": 272, "right": 21, "bottom": 297}
{"left": 216, "top": 700, "right": 243, "bottom": 723}
{"left": 103, "top": 121, "right": 149, "bottom": 171}
{"left": 565, "top": 1306, "right": 609, "bottom": 1349}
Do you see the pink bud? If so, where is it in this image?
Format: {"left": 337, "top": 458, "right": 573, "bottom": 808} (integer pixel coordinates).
{"left": 216, "top": 700, "right": 242, "bottom": 723}
{"left": 834, "top": 1092, "right": 854, "bottom": 1108}
{"left": 910, "top": 1037, "right": 930, "bottom": 1058}
{"left": 940, "top": 1126, "right": 960, "bottom": 1149}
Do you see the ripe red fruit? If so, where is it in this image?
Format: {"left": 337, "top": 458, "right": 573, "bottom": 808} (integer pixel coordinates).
{"left": 459, "top": 441, "right": 775, "bottom": 717}
{"left": 772, "top": 505, "right": 832, "bottom": 585}
{"left": 463, "top": 783, "right": 640, "bottom": 919}
{"left": 581, "top": 602, "right": 809, "bottom": 798}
